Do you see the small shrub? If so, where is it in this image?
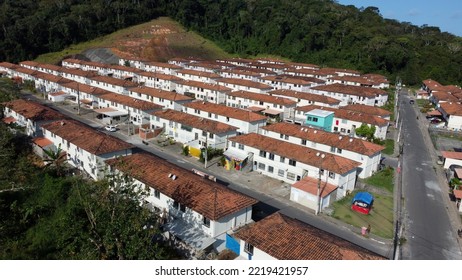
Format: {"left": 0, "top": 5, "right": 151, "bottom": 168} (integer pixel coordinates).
{"left": 182, "top": 145, "right": 189, "bottom": 156}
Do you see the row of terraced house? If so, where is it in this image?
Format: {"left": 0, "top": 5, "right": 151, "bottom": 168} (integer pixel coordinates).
{"left": 0, "top": 57, "right": 390, "bottom": 260}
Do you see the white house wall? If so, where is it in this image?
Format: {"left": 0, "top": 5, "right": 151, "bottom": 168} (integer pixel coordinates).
{"left": 261, "top": 129, "right": 380, "bottom": 178}
{"left": 238, "top": 240, "right": 276, "bottom": 260}
{"left": 448, "top": 115, "right": 462, "bottom": 131}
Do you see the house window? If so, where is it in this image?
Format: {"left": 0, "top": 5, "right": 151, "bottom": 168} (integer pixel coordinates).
{"left": 244, "top": 242, "right": 254, "bottom": 255}
{"left": 202, "top": 131, "right": 207, "bottom": 137}
{"left": 173, "top": 201, "right": 179, "bottom": 209}
{"left": 180, "top": 204, "right": 186, "bottom": 213}
{"left": 280, "top": 156, "right": 285, "bottom": 163}
{"left": 209, "top": 133, "right": 214, "bottom": 139}
{"left": 329, "top": 171, "right": 335, "bottom": 179}
{"left": 238, "top": 143, "right": 244, "bottom": 150}
{"left": 330, "top": 146, "right": 336, "bottom": 152}
{"left": 278, "top": 169, "right": 285, "bottom": 177}
{"left": 280, "top": 133, "right": 284, "bottom": 139}
{"left": 285, "top": 135, "right": 289, "bottom": 140}
{"left": 203, "top": 216, "right": 211, "bottom": 228}
{"left": 208, "top": 112, "right": 212, "bottom": 118}
{"left": 154, "top": 189, "right": 160, "bottom": 199}
{"left": 268, "top": 166, "right": 274, "bottom": 173}
{"left": 269, "top": 153, "right": 275, "bottom": 160}
{"left": 287, "top": 172, "right": 296, "bottom": 181}
{"left": 337, "top": 148, "right": 342, "bottom": 154}
{"left": 301, "top": 139, "right": 307, "bottom": 145}
{"left": 289, "top": 159, "right": 296, "bottom": 166}
{"left": 259, "top": 150, "right": 267, "bottom": 157}
{"left": 231, "top": 142, "right": 236, "bottom": 147}
{"left": 342, "top": 119, "right": 348, "bottom": 124}
{"left": 258, "top": 162, "right": 265, "bottom": 170}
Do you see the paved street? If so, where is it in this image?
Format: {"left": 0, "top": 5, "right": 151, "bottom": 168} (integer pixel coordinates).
{"left": 398, "top": 91, "right": 462, "bottom": 259}
{"left": 23, "top": 91, "right": 394, "bottom": 258}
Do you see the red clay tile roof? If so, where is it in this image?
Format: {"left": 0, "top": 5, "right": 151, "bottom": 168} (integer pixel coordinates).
{"left": 432, "top": 92, "right": 460, "bottom": 103}
{"left": 329, "top": 75, "right": 373, "bottom": 86}
{"left": 321, "top": 67, "right": 361, "bottom": 76}
{"left": 91, "top": 75, "right": 138, "bottom": 87}
{"left": 60, "top": 67, "right": 99, "bottom": 78}
{"left": 130, "top": 87, "right": 193, "bottom": 101}
{"left": 269, "top": 89, "right": 341, "bottom": 105}
{"left": 152, "top": 109, "right": 239, "bottom": 134}
{"left": 441, "top": 151, "right": 462, "bottom": 160}
{"left": 37, "top": 63, "right": 63, "bottom": 72}
{"left": 176, "top": 69, "right": 221, "bottom": 79}
{"left": 97, "top": 93, "right": 163, "bottom": 111}
{"left": 2, "top": 99, "right": 66, "bottom": 121}
{"left": 2, "top": 116, "right": 16, "bottom": 124}
{"left": 227, "top": 91, "right": 296, "bottom": 106}
{"left": 292, "top": 176, "right": 337, "bottom": 197}
{"left": 260, "top": 75, "right": 313, "bottom": 86}
{"left": 106, "top": 153, "right": 257, "bottom": 220}
{"left": 311, "top": 84, "right": 387, "bottom": 98}
{"left": 341, "top": 104, "right": 391, "bottom": 118}
{"left": 0, "top": 62, "right": 19, "bottom": 69}
{"left": 217, "top": 78, "right": 273, "bottom": 90}
{"left": 234, "top": 212, "right": 385, "bottom": 260}
{"left": 423, "top": 79, "right": 442, "bottom": 91}
{"left": 59, "top": 81, "right": 108, "bottom": 95}
{"left": 144, "top": 61, "right": 183, "bottom": 69}
{"left": 262, "top": 122, "right": 384, "bottom": 156}
{"left": 453, "top": 189, "right": 462, "bottom": 200}
{"left": 19, "top": 61, "right": 41, "bottom": 68}
{"left": 175, "top": 79, "right": 232, "bottom": 92}
{"left": 41, "top": 119, "right": 133, "bottom": 155}
{"left": 137, "top": 71, "right": 182, "bottom": 81}
{"left": 32, "top": 137, "right": 53, "bottom": 148}
{"left": 33, "top": 72, "right": 74, "bottom": 84}
{"left": 285, "top": 62, "right": 320, "bottom": 69}
{"left": 278, "top": 74, "right": 326, "bottom": 84}
{"left": 13, "top": 66, "right": 39, "bottom": 76}
{"left": 233, "top": 66, "right": 276, "bottom": 75}
{"left": 216, "top": 68, "right": 261, "bottom": 77}
{"left": 439, "top": 102, "right": 462, "bottom": 116}
{"left": 185, "top": 101, "right": 267, "bottom": 122}
{"left": 297, "top": 105, "right": 389, "bottom": 127}
{"left": 229, "top": 133, "right": 361, "bottom": 174}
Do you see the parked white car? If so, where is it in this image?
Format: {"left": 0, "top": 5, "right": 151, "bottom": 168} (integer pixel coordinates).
{"left": 105, "top": 125, "right": 117, "bottom": 132}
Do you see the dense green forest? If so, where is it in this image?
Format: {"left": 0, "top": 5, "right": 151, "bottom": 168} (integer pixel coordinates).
{"left": 1, "top": 0, "right": 461, "bottom": 85}
{"left": 0, "top": 80, "right": 175, "bottom": 259}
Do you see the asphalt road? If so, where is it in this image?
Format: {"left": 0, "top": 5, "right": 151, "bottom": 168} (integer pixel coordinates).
{"left": 399, "top": 91, "right": 462, "bottom": 259}
{"left": 23, "top": 91, "right": 394, "bottom": 258}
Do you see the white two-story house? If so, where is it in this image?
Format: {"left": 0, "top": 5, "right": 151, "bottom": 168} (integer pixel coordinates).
{"left": 174, "top": 80, "right": 232, "bottom": 104}
{"left": 128, "top": 86, "right": 193, "bottom": 111}
{"left": 183, "top": 101, "right": 267, "bottom": 134}
{"left": 105, "top": 152, "right": 257, "bottom": 253}
{"left": 150, "top": 109, "right": 238, "bottom": 151}
{"left": 226, "top": 133, "right": 361, "bottom": 209}
{"left": 136, "top": 71, "right": 182, "bottom": 91}
{"left": 175, "top": 69, "right": 222, "bottom": 84}
{"left": 296, "top": 105, "right": 389, "bottom": 140}
{"left": 216, "top": 78, "right": 273, "bottom": 94}
{"left": 2, "top": 99, "right": 66, "bottom": 137}
{"left": 225, "top": 90, "right": 296, "bottom": 121}
{"left": 309, "top": 84, "right": 388, "bottom": 107}
{"left": 261, "top": 122, "right": 384, "bottom": 178}
{"left": 89, "top": 75, "right": 138, "bottom": 95}
{"left": 41, "top": 119, "right": 133, "bottom": 180}
{"left": 233, "top": 212, "right": 384, "bottom": 260}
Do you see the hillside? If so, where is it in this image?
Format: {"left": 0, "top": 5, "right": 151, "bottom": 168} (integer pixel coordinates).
{"left": 35, "top": 17, "right": 231, "bottom": 64}
{"left": 2, "top": 0, "right": 461, "bottom": 85}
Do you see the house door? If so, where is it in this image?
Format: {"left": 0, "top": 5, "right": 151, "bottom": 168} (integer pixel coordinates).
{"left": 195, "top": 133, "right": 198, "bottom": 140}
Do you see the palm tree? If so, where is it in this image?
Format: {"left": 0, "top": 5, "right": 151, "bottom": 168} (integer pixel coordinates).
{"left": 43, "top": 143, "right": 67, "bottom": 176}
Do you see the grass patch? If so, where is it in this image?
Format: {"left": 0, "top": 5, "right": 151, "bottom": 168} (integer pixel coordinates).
{"left": 382, "top": 139, "right": 395, "bottom": 155}
{"left": 331, "top": 191, "right": 394, "bottom": 239}
{"left": 363, "top": 167, "right": 394, "bottom": 193}
{"left": 416, "top": 99, "right": 430, "bottom": 107}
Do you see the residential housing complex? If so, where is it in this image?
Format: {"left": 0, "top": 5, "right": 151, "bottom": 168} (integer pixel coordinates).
{"left": 0, "top": 56, "right": 394, "bottom": 259}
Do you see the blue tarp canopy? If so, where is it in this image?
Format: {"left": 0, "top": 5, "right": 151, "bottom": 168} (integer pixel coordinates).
{"left": 352, "top": 192, "right": 374, "bottom": 205}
